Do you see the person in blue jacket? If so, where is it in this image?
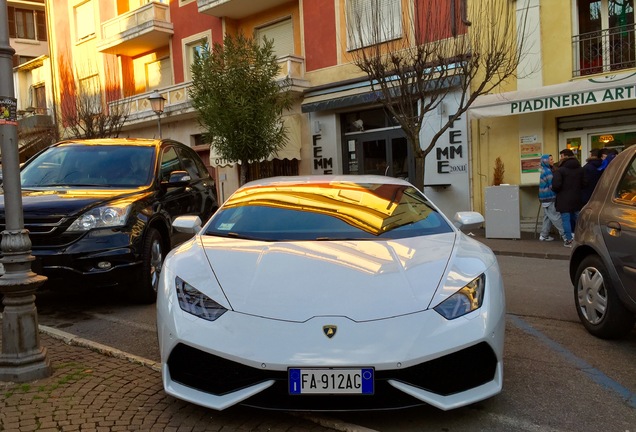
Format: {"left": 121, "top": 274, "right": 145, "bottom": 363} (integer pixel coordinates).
{"left": 538, "top": 154, "right": 565, "bottom": 242}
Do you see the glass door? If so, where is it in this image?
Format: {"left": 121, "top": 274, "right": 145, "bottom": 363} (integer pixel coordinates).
{"left": 344, "top": 130, "right": 411, "bottom": 180}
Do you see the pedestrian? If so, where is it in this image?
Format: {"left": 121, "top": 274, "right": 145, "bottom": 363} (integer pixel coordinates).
{"left": 581, "top": 148, "right": 603, "bottom": 205}
{"left": 538, "top": 154, "right": 565, "bottom": 242}
{"left": 597, "top": 148, "right": 619, "bottom": 173}
{"left": 552, "top": 149, "right": 586, "bottom": 247}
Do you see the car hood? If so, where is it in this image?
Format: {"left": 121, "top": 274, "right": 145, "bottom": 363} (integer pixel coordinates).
{"left": 191, "top": 232, "right": 493, "bottom": 322}
{"left": 0, "top": 188, "right": 146, "bottom": 219}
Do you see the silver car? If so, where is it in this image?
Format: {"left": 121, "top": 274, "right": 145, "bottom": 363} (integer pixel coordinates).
{"left": 570, "top": 145, "right": 636, "bottom": 339}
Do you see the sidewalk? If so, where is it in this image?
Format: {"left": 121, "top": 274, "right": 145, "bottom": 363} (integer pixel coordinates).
{"left": 0, "top": 230, "right": 568, "bottom": 431}
{"left": 470, "top": 228, "right": 572, "bottom": 261}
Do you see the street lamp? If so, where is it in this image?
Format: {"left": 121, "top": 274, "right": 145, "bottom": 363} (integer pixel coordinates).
{"left": 148, "top": 90, "right": 166, "bottom": 138}
{"left": 0, "top": 0, "right": 51, "bottom": 382}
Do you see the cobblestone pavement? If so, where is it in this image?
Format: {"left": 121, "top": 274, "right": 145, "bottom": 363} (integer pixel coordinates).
{"left": 0, "top": 332, "right": 340, "bottom": 432}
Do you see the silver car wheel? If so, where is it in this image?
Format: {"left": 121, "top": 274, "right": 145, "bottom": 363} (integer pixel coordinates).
{"left": 577, "top": 266, "right": 607, "bottom": 325}
{"left": 149, "top": 237, "right": 163, "bottom": 293}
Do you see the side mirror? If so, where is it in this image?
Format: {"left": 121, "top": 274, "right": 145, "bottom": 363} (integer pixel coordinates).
{"left": 173, "top": 215, "right": 202, "bottom": 234}
{"left": 162, "top": 170, "right": 191, "bottom": 188}
{"left": 453, "top": 211, "right": 484, "bottom": 231}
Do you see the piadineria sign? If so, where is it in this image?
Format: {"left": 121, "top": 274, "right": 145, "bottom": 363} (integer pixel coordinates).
{"left": 469, "top": 72, "right": 636, "bottom": 118}
{"left": 511, "top": 85, "right": 634, "bottom": 114}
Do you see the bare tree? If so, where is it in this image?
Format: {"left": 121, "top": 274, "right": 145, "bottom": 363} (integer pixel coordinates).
{"left": 56, "top": 53, "right": 129, "bottom": 139}
{"left": 347, "top": 0, "right": 530, "bottom": 190}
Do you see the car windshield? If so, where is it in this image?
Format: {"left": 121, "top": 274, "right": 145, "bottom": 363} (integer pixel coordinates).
{"left": 204, "top": 181, "right": 453, "bottom": 241}
{"left": 21, "top": 144, "right": 156, "bottom": 188}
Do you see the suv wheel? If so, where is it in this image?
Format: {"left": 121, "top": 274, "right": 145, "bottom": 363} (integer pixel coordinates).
{"left": 574, "top": 255, "right": 635, "bottom": 339}
{"left": 130, "top": 227, "right": 164, "bottom": 304}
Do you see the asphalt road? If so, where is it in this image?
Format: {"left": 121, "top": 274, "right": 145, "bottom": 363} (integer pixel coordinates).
{"left": 30, "top": 255, "right": 636, "bottom": 432}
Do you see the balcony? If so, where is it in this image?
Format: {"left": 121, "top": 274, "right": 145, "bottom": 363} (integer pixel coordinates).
{"left": 97, "top": 2, "right": 173, "bottom": 57}
{"left": 197, "top": 0, "right": 292, "bottom": 19}
{"left": 111, "top": 56, "right": 308, "bottom": 124}
{"left": 573, "top": 25, "right": 636, "bottom": 77}
{"left": 277, "top": 55, "right": 310, "bottom": 93}
{"left": 17, "top": 110, "right": 54, "bottom": 134}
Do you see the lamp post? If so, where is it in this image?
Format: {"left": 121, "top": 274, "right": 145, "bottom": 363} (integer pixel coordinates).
{"left": 148, "top": 90, "right": 166, "bottom": 138}
{"left": 0, "top": 0, "right": 51, "bottom": 382}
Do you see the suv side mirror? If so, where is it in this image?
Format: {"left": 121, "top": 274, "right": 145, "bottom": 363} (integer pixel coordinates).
{"left": 162, "top": 170, "right": 191, "bottom": 188}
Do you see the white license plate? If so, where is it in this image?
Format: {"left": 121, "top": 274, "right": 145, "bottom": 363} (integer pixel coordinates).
{"left": 288, "top": 368, "right": 374, "bottom": 395}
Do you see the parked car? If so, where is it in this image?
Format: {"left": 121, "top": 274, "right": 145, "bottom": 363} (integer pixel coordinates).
{"left": 157, "top": 175, "right": 504, "bottom": 411}
{"left": 570, "top": 144, "right": 636, "bottom": 339}
{"left": 0, "top": 138, "right": 218, "bottom": 303}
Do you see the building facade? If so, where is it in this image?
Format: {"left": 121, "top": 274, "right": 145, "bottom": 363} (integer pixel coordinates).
{"left": 15, "top": 1, "right": 633, "bottom": 230}
{"left": 470, "top": 0, "right": 636, "bottom": 230}
{"left": 8, "top": 0, "right": 55, "bottom": 161}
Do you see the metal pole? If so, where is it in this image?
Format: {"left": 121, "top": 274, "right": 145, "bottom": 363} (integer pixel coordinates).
{"left": 0, "top": 0, "right": 51, "bottom": 382}
{"left": 157, "top": 115, "right": 162, "bottom": 138}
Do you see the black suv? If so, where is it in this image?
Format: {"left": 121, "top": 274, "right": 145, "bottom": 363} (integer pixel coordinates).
{"left": 570, "top": 144, "right": 636, "bottom": 338}
{"left": 0, "top": 138, "right": 218, "bottom": 303}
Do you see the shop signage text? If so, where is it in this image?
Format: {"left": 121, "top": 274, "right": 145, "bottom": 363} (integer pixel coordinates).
{"left": 436, "top": 114, "right": 467, "bottom": 174}
{"left": 511, "top": 85, "right": 635, "bottom": 114}
{"left": 313, "top": 134, "right": 333, "bottom": 174}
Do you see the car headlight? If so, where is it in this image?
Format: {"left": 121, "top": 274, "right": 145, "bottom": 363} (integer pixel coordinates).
{"left": 176, "top": 276, "right": 227, "bottom": 321}
{"left": 67, "top": 203, "right": 132, "bottom": 232}
{"left": 434, "top": 274, "right": 485, "bottom": 320}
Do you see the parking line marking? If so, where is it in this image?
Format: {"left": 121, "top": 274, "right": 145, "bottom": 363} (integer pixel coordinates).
{"left": 509, "top": 315, "right": 636, "bottom": 409}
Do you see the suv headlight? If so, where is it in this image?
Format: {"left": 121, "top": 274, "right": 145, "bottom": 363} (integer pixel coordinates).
{"left": 67, "top": 203, "right": 132, "bottom": 232}
{"left": 434, "top": 275, "right": 485, "bottom": 320}
{"left": 176, "top": 276, "right": 227, "bottom": 321}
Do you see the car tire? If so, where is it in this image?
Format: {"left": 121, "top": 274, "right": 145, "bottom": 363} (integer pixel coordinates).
{"left": 574, "top": 254, "right": 635, "bottom": 339}
{"left": 130, "top": 227, "right": 164, "bottom": 304}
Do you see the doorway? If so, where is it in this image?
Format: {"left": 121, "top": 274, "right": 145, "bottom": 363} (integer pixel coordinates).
{"left": 343, "top": 129, "right": 412, "bottom": 181}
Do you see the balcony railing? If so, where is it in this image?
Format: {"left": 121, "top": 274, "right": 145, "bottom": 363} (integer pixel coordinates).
{"left": 109, "top": 82, "right": 193, "bottom": 126}
{"left": 97, "top": 2, "right": 173, "bottom": 56}
{"left": 109, "top": 56, "right": 308, "bottom": 124}
{"left": 573, "top": 25, "right": 636, "bottom": 77}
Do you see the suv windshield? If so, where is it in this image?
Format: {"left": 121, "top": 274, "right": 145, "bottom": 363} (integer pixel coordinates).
{"left": 21, "top": 144, "right": 156, "bottom": 188}
{"left": 205, "top": 182, "right": 453, "bottom": 241}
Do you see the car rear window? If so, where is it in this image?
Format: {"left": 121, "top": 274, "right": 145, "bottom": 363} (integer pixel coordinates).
{"left": 21, "top": 144, "right": 156, "bottom": 188}
{"left": 204, "top": 182, "right": 452, "bottom": 241}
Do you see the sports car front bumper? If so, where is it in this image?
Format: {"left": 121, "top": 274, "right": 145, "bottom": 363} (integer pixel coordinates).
{"left": 157, "top": 278, "right": 505, "bottom": 411}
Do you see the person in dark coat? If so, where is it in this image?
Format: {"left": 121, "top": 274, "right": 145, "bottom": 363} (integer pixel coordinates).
{"left": 552, "top": 149, "right": 586, "bottom": 247}
{"left": 581, "top": 148, "right": 603, "bottom": 205}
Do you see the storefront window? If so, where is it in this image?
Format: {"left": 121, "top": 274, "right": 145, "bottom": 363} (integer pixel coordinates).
{"left": 591, "top": 130, "right": 636, "bottom": 152}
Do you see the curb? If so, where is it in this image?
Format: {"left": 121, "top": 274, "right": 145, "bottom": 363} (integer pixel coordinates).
{"left": 492, "top": 250, "right": 570, "bottom": 261}
{"left": 39, "top": 324, "right": 161, "bottom": 372}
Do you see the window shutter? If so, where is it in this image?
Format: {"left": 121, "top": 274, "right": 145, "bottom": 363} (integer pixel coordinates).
{"left": 8, "top": 7, "right": 16, "bottom": 38}
{"left": 36, "top": 10, "right": 47, "bottom": 41}
{"left": 347, "top": 0, "right": 401, "bottom": 49}
{"left": 255, "top": 19, "right": 293, "bottom": 58}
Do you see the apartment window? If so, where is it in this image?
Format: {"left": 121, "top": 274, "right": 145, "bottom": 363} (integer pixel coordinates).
{"left": 7, "top": 7, "right": 47, "bottom": 41}
{"left": 574, "top": 0, "right": 635, "bottom": 76}
{"left": 346, "top": 0, "right": 402, "bottom": 50}
{"left": 183, "top": 32, "right": 211, "bottom": 81}
{"left": 146, "top": 58, "right": 172, "bottom": 90}
{"left": 255, "top": 18, "right": 294, "bottom": 58}
{"left": 75, "top": 1, "right": 96, "bottom": 42}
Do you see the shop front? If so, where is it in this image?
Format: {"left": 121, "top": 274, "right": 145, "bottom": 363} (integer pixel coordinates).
{"left": 470, "top": 71, "right": 636, "bottom": 225}
{"left": 302, "top": 84, "right": 472, "bottom": 219}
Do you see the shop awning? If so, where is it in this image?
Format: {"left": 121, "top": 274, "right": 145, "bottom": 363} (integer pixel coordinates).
{"left": 209, "top": 114, "right": 302, "bottom": 167}
{"left": 469, "top": 72, "right": 636, "bottom": 118}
